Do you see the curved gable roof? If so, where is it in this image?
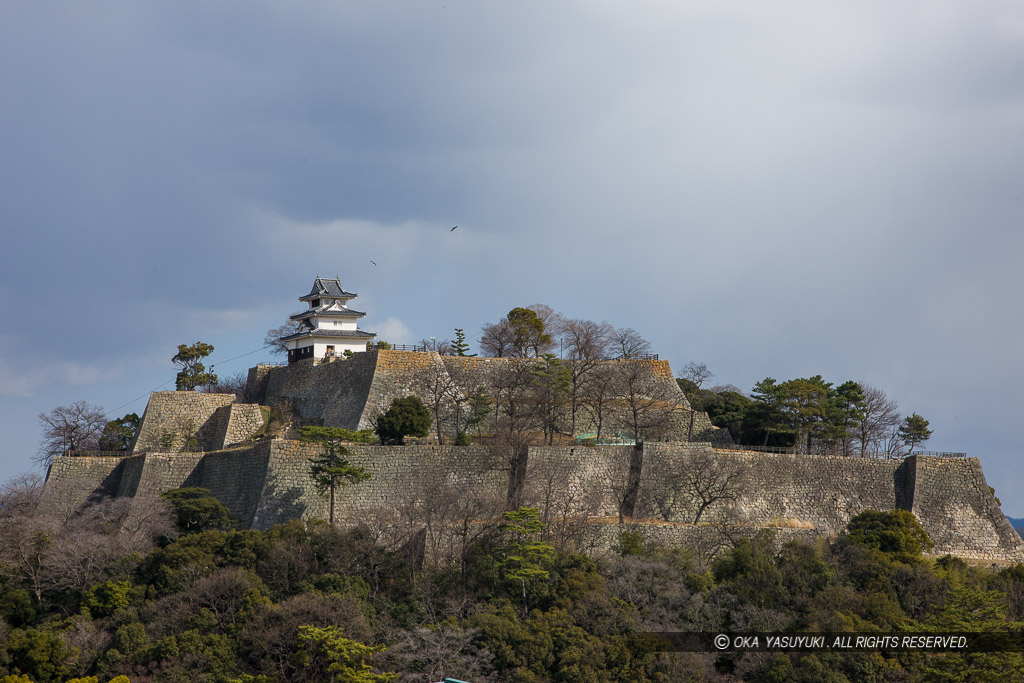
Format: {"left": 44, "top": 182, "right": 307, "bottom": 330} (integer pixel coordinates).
{"left": 300, "top": 276, "right": 357, "bottom": 302}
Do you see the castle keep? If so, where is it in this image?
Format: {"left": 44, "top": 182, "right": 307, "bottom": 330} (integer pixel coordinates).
{"left": 279, "top": 275, "right": 376, "bottom": 363}
{"left": 43, "top": 277, "right": 1024, "bottom": 564}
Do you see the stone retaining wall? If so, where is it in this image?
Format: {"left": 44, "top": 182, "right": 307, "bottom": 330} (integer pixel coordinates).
{"left": 906, "top": 455, "right": 1024, "bottom": 561}
{"left": 219, "top": 404, "right": 266, "bottom": 446}
{"left": 247, "top": 350, "right": 730, "bottom": 443}
{"left": 44, "top": 442, "right": 1024, "bottom": 563}
{"left": 132, "top": 392, "right": 237, "bottom": 454}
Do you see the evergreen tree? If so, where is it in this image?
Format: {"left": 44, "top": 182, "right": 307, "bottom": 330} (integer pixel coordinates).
{"left": 451, "top": 328, "right": 475, "bottom": 356}
{"left": 531, "top": 354, "right": 571, "bottom": 444}
{"left": 296, "top": 625, "right": 396, "bottom": 682}
{"left": 827, "top": 381, "right": 867, "bottom": 455}
{"left": 300, "top": 426, "right": 371, "bottom": 523}
{"left": 465, "top": 388, "right": 492, "bottom": 436}
{"left": 161, "top": 487, "right": 239, "bottom": 533}
{"left": 172, "top": 341, "right": 217, "bottom": 391}
{"left": 98, "top": 413, "right": 140, "bottom": 451}
{"left": 374, "top": 396, "right": 431, "bottom": 445}
{"left": 495, "top": 507, "right": 555, "bottom": 614}
{"left": 507, "top": 307, "right": 551, "bottom": 357}
{"left": 750, "top": 377, "right": 789, "bottom": 447}
{"left": 846, "top": 508, "right": 934, "bottom": 557}
{"left": 899, "top": 413, "right": 933, "bottom": 454}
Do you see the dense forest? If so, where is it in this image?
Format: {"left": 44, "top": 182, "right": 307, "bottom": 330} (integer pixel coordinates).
{"left": 19, "top": 305, "right": 999, "bottom": 681}
{"left": 1, "top": 476, "right": 1023, "bottom": 682}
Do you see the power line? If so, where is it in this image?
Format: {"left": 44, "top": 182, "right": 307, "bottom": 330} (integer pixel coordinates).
{"left": 103, "top": 379, "right": 175, "bottom": 418}
{"left": 102, "top": 343, "right": 276, "bottom": 420}
{"left": 207, "top": 344, "right": 273, "bottom": 373}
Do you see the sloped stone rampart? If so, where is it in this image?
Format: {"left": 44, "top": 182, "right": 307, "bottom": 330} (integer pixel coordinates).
{"left": 127, "top": 453, "right": 206, "bottom": 497}
{"left": 356, "top": 350, "right": 452, "bottom": 431}
{"left": 906, "top": 455, "right": 1024, "bottom": 561}
{"left": 132, "top": 392, "right": 236, "bottom": 454}
{"left": 246, "top": 365, "right": 276, "bottom": 405}
{"left": 115, "top": 454, "right": 147, "bottom": 497}
{"left": 639, "top": 444, "right": 903, "bottom": 529}
{"left": 43, "top": 442, "right": 1024, "bottom": 563}
{"left": 220, "top": 404, "right": 266, "bottom": 446}
{"left": 523, "top": 446, "right": 635, "bottom": 518}
{"left": 196, "top": 446, "right": 273, "bottom": 527}
{"left": 43, "top": 455, "right": 128, "bottom": 511}
{"left": 248, "top": 351, "right": 724, "bottom": 443}
{"left": 261, "top": 353, "right": 378, "bottom": 428}
{"left": 252, "top": 441, "right": 507, "bottom": 529}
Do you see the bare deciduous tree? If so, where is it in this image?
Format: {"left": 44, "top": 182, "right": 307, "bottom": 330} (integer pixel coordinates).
{"left": 382, "top": 624, "right": 491, "bottom": 682}
{"left": 0, "top": 472, "right": 43, "bottom": 515}
{"left": 416, "top": 358, "right": 461, "bottom": 444}
{"left": 643, "top": 451, "right": 743, "bottom": 525}
{"left": 680, "top": 361, "right": 714, "bottom": 390}
{"left": 526, "top": 303, "right": 563, "bottom": 335}
{"left": 580, "top": 363, "right": 618, "bottom": 442}
{"left": 559, "top": 318, "right": 614, "bottom": 436}
{"left": 524, "top": 456, "right": 605, "bottom": 554}
{"left": 854, "top": 384, "right": 902, "bottom": 457}
{"left": 613, "top": 361, "right": 684, "bottom": 443}
{"left": 490, "top": 359, "right": 539, "bottom": 442}
{"left": 560, "top": 318, "right": 613, "bottom": 361}
{"left": 611, "top": 327, "right": 652, "bottom": 359}
{"left": 37, "top": 401, "right": 107, "bottom": 467}
{"left": 0, "top": 479, "right": 175, "bottom": 605}
{"left": 265, "top": 317, "right": 304, "bottom": 355}
{"left": 420, "top": 337, "right": 452, "bottom": 355}
{"left": 605, "top": 447, "right": 643, "bottom": 523}
{"left": 201, "top": 370, "right": 251, "bottom": 401}
{"left": 479, "top": 318, "right": 514, "bottom": 358}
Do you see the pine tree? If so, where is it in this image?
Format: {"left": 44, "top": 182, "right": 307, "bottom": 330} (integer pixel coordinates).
{"left": 451, "top": 328, "right": 475, "bottom": 356}
{"left": 300, "top": 426, "right": 371, "bottom": 523}
{"left": 899, "top": 413, "right": 933, "bottom": 454}
{"left": 172, "top": 341, "right": 217, "bottom": 391}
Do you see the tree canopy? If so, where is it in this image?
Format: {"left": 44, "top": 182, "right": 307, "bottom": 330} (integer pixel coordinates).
{"left": 300, "top": 426, "right": 372, "bottom": 524}
{"left": 36, "top": 401, "right": 106, "bottom": 466}
{"left": 374, "top": 396, "right": 431, "bottom": 445}
{"left": 98, "top": 413, "right": 140, "bottom": 452}
{"left": 160, "top": 487, "right": 239, "bottom": 534}
{"left": 172, "top": 341, "right": 217, "bottom": 391}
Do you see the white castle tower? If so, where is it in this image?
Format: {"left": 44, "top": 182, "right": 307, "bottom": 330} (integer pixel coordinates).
{"left": 280, "top": 275, "right": 377, "bottom": 363}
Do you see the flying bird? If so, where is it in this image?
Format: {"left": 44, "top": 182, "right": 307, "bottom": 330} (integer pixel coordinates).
{"left": 450, "top": 225, "right": 458, "bottom": 231}
{"left": 370, "top": 260, "right": 377, "bottom": 266}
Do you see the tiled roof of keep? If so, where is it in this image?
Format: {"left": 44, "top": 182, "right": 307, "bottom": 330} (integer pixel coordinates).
{"left": 290, "top": 302, "right": 366, "bottom": 321}
{"left": 300, "top": 276, "right": 357, "bottom": 301}
{"left": 279, "top": 328, "right": 377, "bottom": 342}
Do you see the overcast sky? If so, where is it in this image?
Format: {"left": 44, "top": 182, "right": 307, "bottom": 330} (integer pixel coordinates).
{"left": 2, "top": 2, "right": 1022, "bottom": 514}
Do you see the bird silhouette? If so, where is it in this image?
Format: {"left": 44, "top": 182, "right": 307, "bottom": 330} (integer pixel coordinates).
{"left": 370, "top": 260, "right": 377, "bottom": 266}
{"left": 450, "top": 225, "right": 458, "bottom": 231}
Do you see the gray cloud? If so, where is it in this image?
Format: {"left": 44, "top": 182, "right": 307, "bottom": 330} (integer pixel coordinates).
{"left": 2, "top": 1, "right": 1022, "bottom": 511}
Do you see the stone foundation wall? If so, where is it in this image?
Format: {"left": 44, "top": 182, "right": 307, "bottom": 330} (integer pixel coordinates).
{"left": 219, "top": 404, "right": 266, "bottom": 446}
{"left": 638, "top": 445, "right": 904, "bottom": 529}
{"left": 245, "top": 365, "right": 276, "bottom": 405}
{"left": 44, "top": 442, "right": 1024, "bottom": 563}
{"left": 249, "top": 351, "right": 729, "bottom": 444}
{"left": 906, "top": 455, "right": 1024, "bottom": 561}
{"left": 132, "top": 392, "right": 237, "bottom": 454}
{"left": 261, "top": 352, "right": 378, "bottom": 428}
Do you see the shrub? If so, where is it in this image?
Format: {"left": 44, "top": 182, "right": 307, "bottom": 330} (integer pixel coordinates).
{"left": 846, "top": 509, "right": 934, "bottom": 557}
{"left": 374, "top": 396, "right": 431, "bottom": 445}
